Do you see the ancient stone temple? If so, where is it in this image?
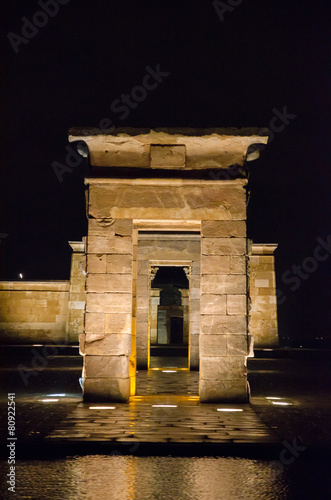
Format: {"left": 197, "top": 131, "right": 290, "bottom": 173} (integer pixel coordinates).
{"left": 69, "top": 127, "right": 277, "bottom": 403}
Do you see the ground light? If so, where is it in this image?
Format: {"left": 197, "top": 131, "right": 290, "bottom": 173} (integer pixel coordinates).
{"left": 162, "top": 370, "right": 177, "bottom": 373}
{"left": 40, "top": 399, "right": 59, "bottom": 402}
{"left": 217, "top": 409, "right": 243, "bottom": 412}
{"left": 271, "top": 402, "right": 293, "bottom": 406}
{"left": 89, "top": 406, "right": 116, "bottom": 410}
{"left": 47, "top": 394, "right": 66, "bottom": 397}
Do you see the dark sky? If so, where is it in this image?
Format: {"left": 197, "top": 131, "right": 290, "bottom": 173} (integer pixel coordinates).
{"left": 0, "top": 0, "right": 330, "bottom": 345}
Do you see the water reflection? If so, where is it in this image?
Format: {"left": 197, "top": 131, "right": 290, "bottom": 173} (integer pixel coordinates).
{"left": 0, "top": 455, "right": 294, "bottom": 500}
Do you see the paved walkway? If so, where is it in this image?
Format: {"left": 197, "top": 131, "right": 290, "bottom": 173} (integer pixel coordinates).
{"left": 45, "top": 371, "right": 278, "bottom": 449}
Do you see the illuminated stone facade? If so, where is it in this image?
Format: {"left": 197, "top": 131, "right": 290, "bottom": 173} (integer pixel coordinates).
{"left": 70, "top": 127, "right": 275, "bottom": 403}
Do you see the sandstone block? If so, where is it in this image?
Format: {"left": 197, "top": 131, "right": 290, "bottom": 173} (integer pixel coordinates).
{"left": 150, "top": 144, "right": 186, "bottom": 168}
{"left": 201, "top": 255, "right": 230, "bottom": 274}
{"left": 88, "top": 183, "right": 246, "bottom": 221}
{"left": 200, "top": 355, "right": 246, "bottom": 380}
{"left": 88, "top": 235, "right": 132, "bottom": 254}
{"left": 200, "top": 334, "right": 227, "bottom": 356}
{"left": 199, "top": 378, "right": 249, "bottom": 403}
{"left": 114, "top": 219, "right": 132, "bottom": 236}
{"left": 83, "top": 377, "right": 130, "bottom": 402}
{"left": 105, "top": 313, "right": 131, "bottom": 334}
{"left": 136, "top": 308, "right": 149, "bottom": 324}
{"left": 87, "top": 274, "right": 132, "bottom": 293}
{"left": 85, "top": 312, "right": 104, "bottom": 333}
{"left": 106, "top": 254, "right": 132, "bottom": 274}
{"left": 85, "top": 354, "right": 129, "bottom": 378}
{"left": 201, "top": 314, "right": 246, "bottom": 334}
{"left": 84, "top": 333, "right": 131, "bottom": 356}
{"left": 201, "top": 221, "right": 246, "bottom": 237}
{"left": 226, "top": 334, "right": 248, "bottom": 356}
{"left": 201, "top": 275, "right": 246, "bottom": 294}
{"left": 226, "top": 295, "right": 247, "bottom": 315}
{"left": 202, "top": 238, "right": 246, "bottom": 256}
{"left": 200, "top": 294, "right": 226, "bottom": 315}
{"left": 87, "top": 254, "right": 107, "bottom": 273}
{"left": 230, "top": 256, "right": 246, "bottom": 274}
{"left": 86, "top": 293, "right": 132, "bottom": 313}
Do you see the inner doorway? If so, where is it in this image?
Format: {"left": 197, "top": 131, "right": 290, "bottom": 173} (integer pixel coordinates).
{"left": 149, "top": 266, "right": 189, "bottom": 369}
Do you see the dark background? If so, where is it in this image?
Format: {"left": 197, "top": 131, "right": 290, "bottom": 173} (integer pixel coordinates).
{"left": 0, "top": 0, "right": 330, "bottom": 346}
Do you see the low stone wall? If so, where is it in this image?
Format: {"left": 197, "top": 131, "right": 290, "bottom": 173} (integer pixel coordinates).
{"left": 0, "top": 281, "right": 70, "bottom": 344}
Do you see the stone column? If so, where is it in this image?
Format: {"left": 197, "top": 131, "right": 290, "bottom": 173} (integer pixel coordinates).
{"left": 200, "top": 221, "right": 249, "bottom": 403}
{"left": 150, "top": 289, "right": 160, "bottom": 344}
{"left": 66, "top": 240, "right": 86, "bottom": 343}
{"left": 83, "top": 219, "right": 133, "bottom": 402}
{"left": 189, "top": 260, "right": 200, "bottom": 370}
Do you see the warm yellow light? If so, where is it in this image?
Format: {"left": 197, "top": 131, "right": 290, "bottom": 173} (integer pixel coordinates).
{"left": 41, "top": 399, "right": 59, "bottom": 402}
{"left": 89, "top": 406, "right": 116, "bottom": 410}
{"left": 162, "top": 370, "right": 177, "bottom": 373}
{"left": 266, "top": 397, "right": 282, "bottom": 400}
{"left": 217, "top": 408, "right": 243, "bottom": 412}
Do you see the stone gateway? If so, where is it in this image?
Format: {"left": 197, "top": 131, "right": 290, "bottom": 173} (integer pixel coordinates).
{"left": 69, "top": 127, "right": 278, "bottom": 403}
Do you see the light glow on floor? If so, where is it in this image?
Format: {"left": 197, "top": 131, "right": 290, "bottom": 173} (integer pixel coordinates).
{"left": 162, "top": 370, "right": 177, "bottom": 373}
{"left": 152, "top": 404, "right": 178, "bottom": 408}
{"left": 266, "top": 397, "right": 282, "bottom": 400}
{"left": 47, "top": 393, "right": 66, "bottom": 397}
{"left": 41, "top": 398, "right": 59, "bottom": 402}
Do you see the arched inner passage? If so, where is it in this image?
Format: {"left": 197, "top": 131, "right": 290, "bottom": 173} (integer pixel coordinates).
{"left": 149, "top": 266, "right": 189, "bottom": 369}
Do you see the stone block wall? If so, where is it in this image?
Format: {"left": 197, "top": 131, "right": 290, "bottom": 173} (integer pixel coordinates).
{"left": 82, "top": 218, "right": 134, "bottom": 401}
{"left": 200, "top": 218, "right": 249, "bottom": 402}
{"left": 249, "top": 244, "right": 278, "bottom": 347}
{"left": 0, "top": 281, "right": 70, "bottom": 344}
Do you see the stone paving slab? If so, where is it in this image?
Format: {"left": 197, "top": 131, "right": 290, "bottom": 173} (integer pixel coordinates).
{"left": 45, "top": 395, "right": 279, "bottom": 447}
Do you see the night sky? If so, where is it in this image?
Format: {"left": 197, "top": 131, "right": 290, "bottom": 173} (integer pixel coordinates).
{"left": 1, "top": 0, "right": 330, "bottom": 345}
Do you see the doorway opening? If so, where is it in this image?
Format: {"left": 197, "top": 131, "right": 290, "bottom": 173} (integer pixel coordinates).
{"left": 149, "top": 266, "right": 189, "bottom": 370}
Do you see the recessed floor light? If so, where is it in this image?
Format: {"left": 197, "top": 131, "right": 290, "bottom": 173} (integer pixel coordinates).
{"left": 47, "top": 393, "right": 66, "bottom": 397}
{"left": 272, "top": 401, "right": 292, "bottom": 406}
{"left": 162, "top": 370, "right": 177, "bottom": 373}
{"left": 217, "top": 408, "right": 243, "bottom": 412}
{"left": 89, "top": 406, "right": 116, "bottom": 410}
{"left": 266, "top": 397, "right": 282, "bottom": 400}
{"left": 40, "top": 399, "right": 59, "bottom": 402}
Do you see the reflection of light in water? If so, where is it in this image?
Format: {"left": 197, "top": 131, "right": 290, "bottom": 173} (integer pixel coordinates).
{"left": 11, "top": 456, "right": 290, "bottom": 499}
